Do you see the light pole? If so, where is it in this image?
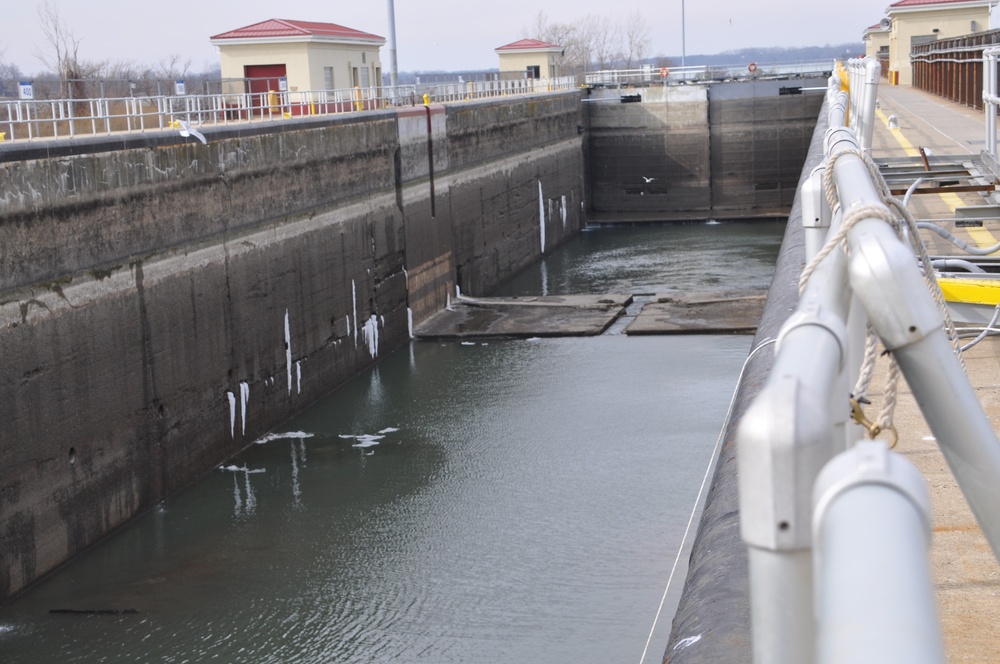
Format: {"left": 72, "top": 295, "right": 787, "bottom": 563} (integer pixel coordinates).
{"left": 681, "top": 0, "right": 686, "bottom": 68}
{"left": 387, "top": 0, "right": 399, "bottom": 87}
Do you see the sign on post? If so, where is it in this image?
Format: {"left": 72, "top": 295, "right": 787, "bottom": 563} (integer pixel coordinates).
{"left": 174, "top": 80, "right": 186, "bottom": 95}
{"left": 18, "top": 82, "right": 33, "bottom": 100}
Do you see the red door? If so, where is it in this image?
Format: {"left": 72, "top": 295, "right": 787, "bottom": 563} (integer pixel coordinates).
{"left": 244, "top": 64, "right": 287, "bottom": 115}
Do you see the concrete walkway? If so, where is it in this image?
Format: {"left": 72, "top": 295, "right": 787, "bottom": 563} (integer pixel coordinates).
{"left": 870, "top": 84, "right": 1000, "bottom": 662}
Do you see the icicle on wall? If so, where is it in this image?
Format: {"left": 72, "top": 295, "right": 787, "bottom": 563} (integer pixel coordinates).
{"left": 538, "top": 180, "right": 546, "bottom": 254}
{"left": 284, "top": 309, "right": 293, "bottom": 395}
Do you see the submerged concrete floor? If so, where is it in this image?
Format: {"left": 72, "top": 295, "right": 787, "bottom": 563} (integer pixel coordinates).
{"left": 871, "top": 84, "right": 1000, "bottom": 661}
{"left": 414, "top": 291, "right": 767, "bottom": 338}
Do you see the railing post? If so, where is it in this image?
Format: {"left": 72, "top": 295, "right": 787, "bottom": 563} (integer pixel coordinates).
{"left": 738, "top": 214, "right": 853, "bottom": 664}
{"left": 813, "top": 442, "right": 945, "bottom": 664}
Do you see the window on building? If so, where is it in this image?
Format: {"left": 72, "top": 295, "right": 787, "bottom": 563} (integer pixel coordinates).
{"left": 324, "top": 67, "right": 335, "bottom": 90}
{"left": 526, "top": 65, "right": 541, "bottom": 79}
{"left": 360, "top": 67, "right": 370, "bottom": 87}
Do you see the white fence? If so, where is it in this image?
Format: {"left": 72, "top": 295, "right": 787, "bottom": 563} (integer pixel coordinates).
{"left": 738, "top": 56, "right": 1000, "bottom": 663}
{"left": 0, "top": 76, "right": 578, "bottom": 143}
{"left": 584, "top": 60, "right": 835, "bottom": 86}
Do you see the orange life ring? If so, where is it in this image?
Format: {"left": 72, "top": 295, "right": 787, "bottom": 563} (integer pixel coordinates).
{"left": 748, "top": 62, "right": 758, "bottom": 74}
{"left": 659, "top": 67, "right": 669, "bottom": 77}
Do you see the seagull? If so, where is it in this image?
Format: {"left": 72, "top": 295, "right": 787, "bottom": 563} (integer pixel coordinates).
{"left": 642, "top": 176, "right": 656, "bottom": 183}
{"left": 177, "top": 119, "right": 207, "bottom": 145}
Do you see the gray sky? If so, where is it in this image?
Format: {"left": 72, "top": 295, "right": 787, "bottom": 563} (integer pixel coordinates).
{"left": 2, "top": 0, "right": 883, "bottom": 76}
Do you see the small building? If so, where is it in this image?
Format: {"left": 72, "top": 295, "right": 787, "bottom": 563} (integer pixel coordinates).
{"left": 884, "top": 0, "right": 993, "bottom": 85}
{"left": 495, "top": 39, "right": 563, "bottom": 81}
{"left": 210, "top": 18, "right": 385, "bottom": 98}
{"left": 863, "top": 21, "right": 891, "bottom": 62}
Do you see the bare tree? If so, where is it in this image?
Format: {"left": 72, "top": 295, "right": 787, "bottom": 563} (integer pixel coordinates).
{"left": 156, "top": 54, "right": 192, "bottom": 80}
{"left": 589, "top": 14, "right": 621, "bottom": 71}
{"left": 35, "top": 0, "right": 102, "bottom": 98}
{"left": 622, "top": 11, "right": 651, "bottom": 70}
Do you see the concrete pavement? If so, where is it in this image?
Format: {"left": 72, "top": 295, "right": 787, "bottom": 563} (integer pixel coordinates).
{"left": 870, "top": 83, "right": 1000, "bottom": 662}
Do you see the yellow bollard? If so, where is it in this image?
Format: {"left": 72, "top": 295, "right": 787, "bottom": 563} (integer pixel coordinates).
{"left": 423, "top": 93, "right": 430, "bottom": 106}
{"left": 0, "top": 132, "right": 6, "bottom": 141}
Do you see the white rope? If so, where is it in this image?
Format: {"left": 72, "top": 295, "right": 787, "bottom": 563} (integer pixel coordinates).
{"left": 799, "top": 145, "right": 967, "bottom": 439}
{"left": 637, "top": 337, "right": 777, "bottom": 664}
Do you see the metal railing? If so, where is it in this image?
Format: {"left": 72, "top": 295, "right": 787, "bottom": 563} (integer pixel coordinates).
{"left": 983, "top": 46, "right": 1000, "bottom": 165}
{"left": 0, "top": 76, "right": 579, "bottom": 143}
{"left": 844, "top": 57, "right": 881, "bottom": 152}
{"left": 584, "top": 60, "right": 835, "bottom": 86}
{"left": 738, "top": 57, "right": 1000, "bottom": 663}
{"left": 911, "top": 28, "right": 1000, "bottom": 109}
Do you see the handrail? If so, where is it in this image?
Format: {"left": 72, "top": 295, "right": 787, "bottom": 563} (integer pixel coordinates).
{"left": 845, "top": 57, "right": 881, "bottom": 153}
{"left": 738, "top": 55, "right": 1000, "bottom": 663}
{"left": 983, "top": 47, "right": 1000, "bottom": 163}
{"left": 584, "top": 59, "right": 835, "bottom": 86}
{"left": 0, "top": 76, "right": 579, "bottom": 143}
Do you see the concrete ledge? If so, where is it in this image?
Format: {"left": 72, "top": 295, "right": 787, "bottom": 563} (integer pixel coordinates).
{"left": 414, "top": 294, "right": 630, "bottom": 338}
{"left": 626, "top": 292, "right": 766, "bottom": 335}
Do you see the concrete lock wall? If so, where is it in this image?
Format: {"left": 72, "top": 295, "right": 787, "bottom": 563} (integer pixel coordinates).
{"left": 584, "top": 78, "right": 825, "bottom": 221}
{"left": 0, "top": 91, "right": 585, "bottom": 601}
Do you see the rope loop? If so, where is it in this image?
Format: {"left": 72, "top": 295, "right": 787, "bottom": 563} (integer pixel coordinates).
{"left": 802, "top": 142, "right": 967, "bottom": 445}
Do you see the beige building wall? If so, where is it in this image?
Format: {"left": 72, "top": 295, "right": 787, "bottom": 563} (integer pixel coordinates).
{"left": 864, "top": 28, "right": 890, "bottom": 59}
{"left": 497, "top": 50, "right": 561, "bottom": 79}
{"left": 218, "top": 42, "right": 382, "bottom": 92}
{"left": 887, "top": 3, "right": 990, "bottom": 85}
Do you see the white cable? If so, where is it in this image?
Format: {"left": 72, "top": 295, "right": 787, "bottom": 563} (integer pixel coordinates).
{"left": 637, "top": 336, "right": 777, "bottom": 664}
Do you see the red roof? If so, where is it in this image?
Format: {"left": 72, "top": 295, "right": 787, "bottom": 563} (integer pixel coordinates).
{"left": 495, "top": 38, "right": 561, "bottom": 51}
{"left": 211, "top": 18, "right": 383, "bottom": 42}
{"left": 889, "top": 0, "right": 988, "bottom": 7}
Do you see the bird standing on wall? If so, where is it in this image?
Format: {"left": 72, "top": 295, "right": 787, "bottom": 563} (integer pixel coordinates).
{"left": 178, "top": 119, "right": 207, "bottom": 145}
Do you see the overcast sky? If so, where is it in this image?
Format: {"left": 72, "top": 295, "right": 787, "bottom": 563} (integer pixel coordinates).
{"left": 2, "top": 0, "right": 886, "bottom": 76}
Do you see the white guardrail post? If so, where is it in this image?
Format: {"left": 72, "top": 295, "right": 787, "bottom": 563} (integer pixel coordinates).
{"left": 812, "top": 442, "right": 944, "bottom": 664}
{"left": 738, "top": 200, "right": 855, "bottom": 664}
{"left": 741, "top": 55, "right": 1000, "bottom": 662}
{"left": 983, "top": 47, "right": 1000, "bottom": 163}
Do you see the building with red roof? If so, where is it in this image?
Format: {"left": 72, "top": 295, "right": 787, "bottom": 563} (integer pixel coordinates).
{"left": 495, "top": 39, "right": 563, "bottom": 81}
{"left": 882, "top": 0, "right": 994, "bottom": 85}
{"left": 210, "top": 19, "right": 385, "bottom": 99}
{"left": 863, "top": 21, "right": 891, "bottom": 60}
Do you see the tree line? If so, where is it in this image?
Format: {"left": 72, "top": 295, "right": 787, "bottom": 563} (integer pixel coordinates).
{"left": 524, "top": 10, "right": 658, "bottom": 74}
{"left": 0, "top": 1, "right": 218, "bottom": 99}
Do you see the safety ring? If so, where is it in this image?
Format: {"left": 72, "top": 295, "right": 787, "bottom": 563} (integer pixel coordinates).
{"left": 748, "top": 62, "right": 758, "bottom": 74}
{"left": 660, "top": 67, "right": 669, "bottom": 77}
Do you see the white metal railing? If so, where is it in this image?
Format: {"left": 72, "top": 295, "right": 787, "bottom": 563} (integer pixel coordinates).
{"left": 584, "top": 60, "right": 835, "bottom": 86}
{"left": 0, "top": 76, "right": 578, "bottom": 143}
{"left": 738, "top": 57, "right": 1000, "bottom": 663}
{"left": 844, "top": 57, "right": 881, "bottom": 153}
{"left": 983, "top": 46, "right": 1000, "bottom": 163}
